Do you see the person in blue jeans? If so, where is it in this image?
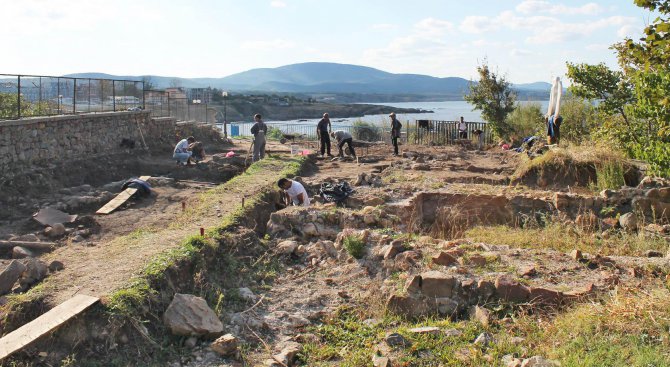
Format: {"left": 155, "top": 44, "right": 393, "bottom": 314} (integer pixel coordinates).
{"left": 173, "top": 136, "right": 195, "bottom": 165}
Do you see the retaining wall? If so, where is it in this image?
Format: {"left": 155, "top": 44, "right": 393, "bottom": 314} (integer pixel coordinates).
{"left": 0, "top": 112, "right": 176, "bottom": 174}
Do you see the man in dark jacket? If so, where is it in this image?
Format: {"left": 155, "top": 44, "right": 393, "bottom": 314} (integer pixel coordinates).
{"left": 390, "top": 112, "right": 402, "bottom": 156}
{"left": 317, "top": 112, "right": 333, "bottom": 157}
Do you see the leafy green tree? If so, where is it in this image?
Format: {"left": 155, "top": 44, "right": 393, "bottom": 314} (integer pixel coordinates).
{"left": 565, "top": 63, "right": 635, "bottom": 134}
{"left": 505, "top": 102, "right": 544, "bottom": 140}
{"left": 464, "top": 62, "right": 516, "bottom": 139}
{"left": 566, "top": 0, "right": 670, "bottom": 176}
{"left": 557, "top": 96, "right": 598, "bottom": 143}
{"left": 0, "top": 92, "right": 29, "bottom": 119}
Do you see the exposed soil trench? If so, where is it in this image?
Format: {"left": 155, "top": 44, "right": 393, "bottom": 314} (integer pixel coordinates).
{"left": 3, "top": 141, "right": 670, "bottom": 366}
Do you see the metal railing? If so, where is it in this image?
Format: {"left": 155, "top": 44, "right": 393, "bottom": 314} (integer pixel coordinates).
{"left": 411, "top": 120, "right": 492, "bottom": 146}
{"left": 0, "top": 74, "right": 144, "bottom": 120}
{"left": 145, "top": 90, "right": 217, "bottom": 124}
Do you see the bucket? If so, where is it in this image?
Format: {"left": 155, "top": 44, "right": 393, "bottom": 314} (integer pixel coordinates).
{"left": 290, "top": 145, "right": 299, "bottom": 154}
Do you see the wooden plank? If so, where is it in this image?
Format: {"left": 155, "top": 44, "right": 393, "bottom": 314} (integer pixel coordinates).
{"left": 0, "top": 294, "right": 99, "bottom": 360}
{"left": 95, "top": 176, "right": 151, "bottom": 215}
{"left": 96, "top": 188, "right": 138, "bottom": 215}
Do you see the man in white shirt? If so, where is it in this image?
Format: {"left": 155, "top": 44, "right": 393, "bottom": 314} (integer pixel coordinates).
{"left": 458, "top": 117, "right": 467, "bottom": 139}
{"left": 173, "top": 136, "right": 195, "bottom": 165}
{"left": 278, "top": 178, "right": 310, "bottom": 207}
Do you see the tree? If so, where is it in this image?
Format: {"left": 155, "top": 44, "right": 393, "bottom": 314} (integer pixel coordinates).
{"left": 464, "top": 62, "right": 517, "bottom": 139}
{"left": 565, "top": 0, "right": 670, "bottom": 176}
{"left": 141, "top": 76, "right": 155, "bottom": 91}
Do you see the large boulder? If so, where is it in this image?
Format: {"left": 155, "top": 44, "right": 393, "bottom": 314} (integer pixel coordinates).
{"left": 0, "top": 261, "right": 27, "bottom": 295}
{"left": 163, "top": 293, "right": 224, "bottom": 337}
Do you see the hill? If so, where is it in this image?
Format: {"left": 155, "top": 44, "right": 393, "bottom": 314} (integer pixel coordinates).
{"left": 63, "top": 62, "right": 551, "bottom": 99}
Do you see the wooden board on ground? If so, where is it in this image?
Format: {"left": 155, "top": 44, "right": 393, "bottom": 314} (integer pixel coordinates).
{"left": 0, "top": 294, "right": 99, "bottom": 361}
{"left": 96, "top": 176, "right": 151, "bottom": 215}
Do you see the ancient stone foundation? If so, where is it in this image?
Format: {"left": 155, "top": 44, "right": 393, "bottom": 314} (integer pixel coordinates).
{"left": 0, "top": 111, "right": 176, "bottom": 174}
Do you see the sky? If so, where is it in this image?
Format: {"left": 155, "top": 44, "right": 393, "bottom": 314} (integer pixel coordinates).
{"left": 0, "top": 0, "right": 656, "bottom": 83}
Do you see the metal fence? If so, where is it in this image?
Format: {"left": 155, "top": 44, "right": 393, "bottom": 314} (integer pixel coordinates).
{"left": 145, "top": 90, "right": 217, "bottom": 123}
{"left": 411, "top": 120, "right": 492, "bottom": 146}
{"left": 0, "top": 74, "right": 144, "bottom": 120}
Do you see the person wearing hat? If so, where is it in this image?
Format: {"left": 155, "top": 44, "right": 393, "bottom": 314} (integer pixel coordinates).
{"left": 389, "top": 112, "right": 402, "bottom": 156}
{"left": 316, "top": 112, "right": 333, "bottom": 157}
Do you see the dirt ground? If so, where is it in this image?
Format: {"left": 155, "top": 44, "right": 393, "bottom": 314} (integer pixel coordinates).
{"left": 2, "top": 135, "right": 669, "bottom": 366}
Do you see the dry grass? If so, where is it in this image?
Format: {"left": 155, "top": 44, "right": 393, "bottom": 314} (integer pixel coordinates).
{"left": 522, "top": 286, "right": 670, "bottom": 366}
{"left": 512, "top": 143, "right": 626, "bottom": 183}
{"left": 465, "top": 222, "right": 669, "bottom": 256}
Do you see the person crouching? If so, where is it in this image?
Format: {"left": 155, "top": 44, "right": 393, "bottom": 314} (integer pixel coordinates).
{"left": 278, "top": 178, "right": 310, "bottom": 207}
{"left": 173, "top": 136, "right": 195, "bottom": 165}
{"left": 331, "top": 130, "right": 356, "bottom": 159}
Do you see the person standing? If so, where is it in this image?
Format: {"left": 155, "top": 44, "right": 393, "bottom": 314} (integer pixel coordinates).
{"left": 173, "top": 136, "right": 195, "bottom": 165}
{"left": 389, "top": 112, "right": 402, "bottom": 156}
{"left": 278, "top": 178, "right": 310, "bottom": 207}
{"left": 331, "top": 130, "right": 356, "bottom": 159}
{"left": 317, "top": 112, "right": 333, "bottom": 157}
{"left": 250, "top": 113, "right": 267, "bottom": 162}
{"left": 458, "top": 116, "right": 467, "bottom": 139}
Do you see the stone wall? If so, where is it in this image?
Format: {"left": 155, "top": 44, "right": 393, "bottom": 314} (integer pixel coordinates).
{"left": 0, "top": 112, "right": 176, "bottom": 175}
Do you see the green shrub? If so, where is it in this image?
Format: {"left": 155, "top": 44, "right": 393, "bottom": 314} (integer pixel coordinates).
{"left": 592, "top": 159, "right": 626, "bottom": 191}
{"left": 352, "top": 120, "right": 382, "bottom": 141}
{"left": 506, "top": 102, "right": 544, "bottom": 140}
{"left": 343, "top": 234, "right": 366, "bottom": 259}
{"left": 558, "top": 96, "right": 598, "bottom": 143}
{"left": 266, "top": 126, "right": 284, "bottom": 140}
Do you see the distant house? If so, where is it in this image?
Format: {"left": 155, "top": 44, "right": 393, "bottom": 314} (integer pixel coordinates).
{"left": 187, "top": 87, "right": 213, "bottom": 104}
{"left": 165, "top": 87, "right": 187, "bottom": 99}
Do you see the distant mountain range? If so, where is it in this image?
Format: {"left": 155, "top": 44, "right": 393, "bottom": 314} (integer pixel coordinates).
{"left": 65, "top": 62, "right": 551, "bottom": 99}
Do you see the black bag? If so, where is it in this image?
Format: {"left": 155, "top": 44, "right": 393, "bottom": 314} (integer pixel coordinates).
{"left": 319, "top": 181, "right": 354, "bottom": 205}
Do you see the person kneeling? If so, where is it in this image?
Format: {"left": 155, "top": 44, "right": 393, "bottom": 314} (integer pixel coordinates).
{"left": 278, "top": 178, "right": 310, "bottom": 207}
{"left": 173, "top": 136, "right": 195, "bottom": 165}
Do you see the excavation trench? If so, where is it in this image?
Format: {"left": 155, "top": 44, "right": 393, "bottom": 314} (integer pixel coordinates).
{"left": 0, "top": 156, "right": 307, "bottom": 366}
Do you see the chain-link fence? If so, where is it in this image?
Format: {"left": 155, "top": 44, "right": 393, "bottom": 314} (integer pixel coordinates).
{"left": 144, "top": 90, "right": 216, "bottom": 123}
{"left": 0, "top": 74, "right": 144, "bottom": 120}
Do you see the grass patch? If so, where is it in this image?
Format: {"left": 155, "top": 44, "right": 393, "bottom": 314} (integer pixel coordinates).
{"left": 591, "top": 159, "right": 626, "bottom": 191}
{"left": 106, "top": 156, "right": 306, "bottom": 316}
{"left": 343, "top": 234, "right": 366, "bottom": 259}
{"left": 518, "top": 287, "right": 670, "bottom": 366}
{"left": 465, "top": 222, "right": 669, "bottom": 256}
{"left": 299, "top": 307, "right": 522, "bottom": 367}
{"left": 512, "top": 144, "right": 627, "bottom": 185}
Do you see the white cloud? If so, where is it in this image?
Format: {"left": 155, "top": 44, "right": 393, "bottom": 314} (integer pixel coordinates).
{"left": 361, "top": 17, "right": 464, "bottom": 76}
{"left": 461, "top": 8, "right": 637, "bottom": 45}
{"left": 270, "top": 1, "right": 287, "bottom": 8}
{"left": 460, "top": 16, "right": 498, "bottom": 34}
{"left": 617, "top": 24, "right": 637, "bottom": 38}
{"left": 414, "top": 17, "right": 454, "bottom": 36}
{"left": 516, "top": 1, "right": 603, "bottom": 15}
